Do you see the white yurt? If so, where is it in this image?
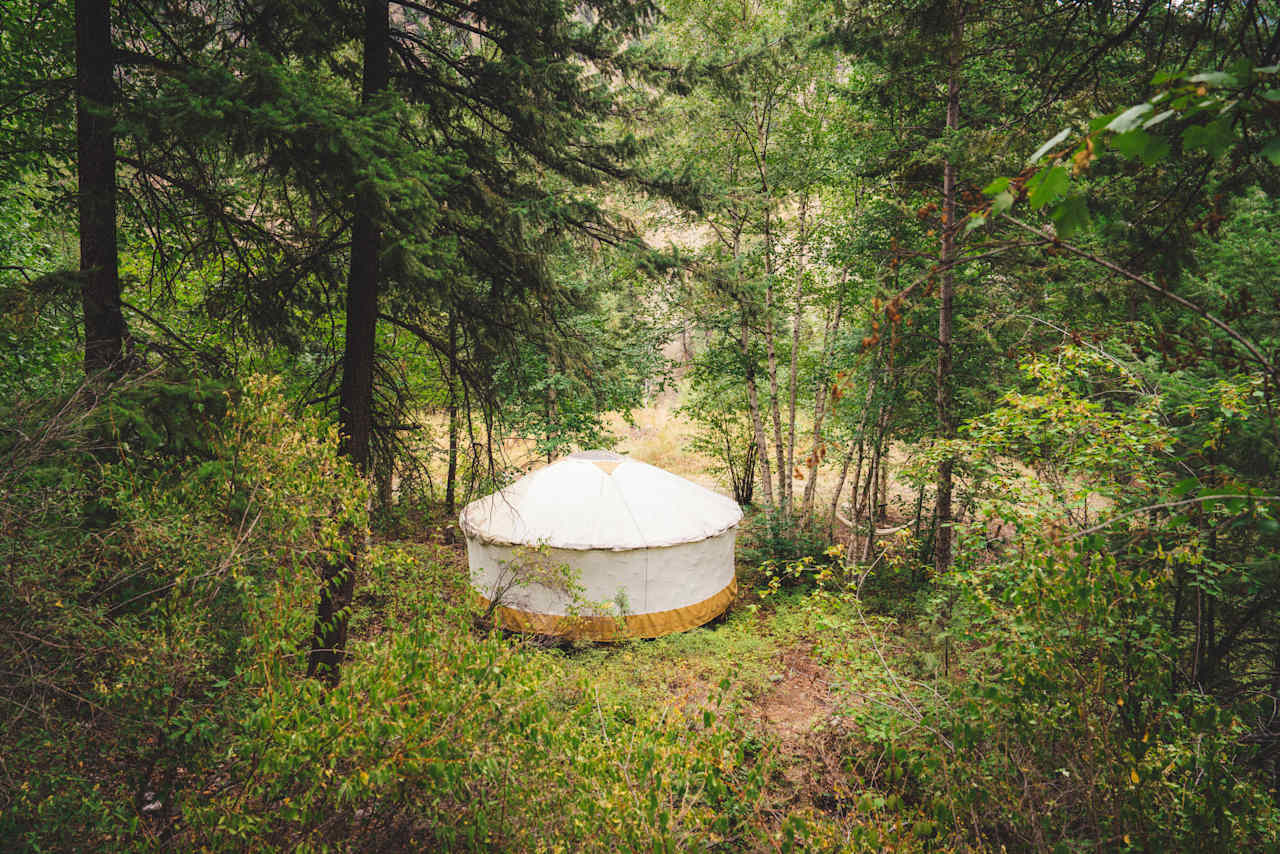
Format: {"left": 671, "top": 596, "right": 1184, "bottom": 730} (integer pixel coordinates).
{"left": 460, "top": 450, "right": 742, "bottom": 640}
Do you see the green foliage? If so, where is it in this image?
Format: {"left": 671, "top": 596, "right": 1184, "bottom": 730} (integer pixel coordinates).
{"left": 0, "top": 376, "right": 772, "bottom": 851}
{"left": 737, "top": 509, "right": 830, "bottom": 566}
{"left": 491, "top": 253, "right": 668, "bottom": 463}
{"left": 681, "top": 356, "right": 760, "bottom": 505}
{"left": 6, "top": 0, "right": 1280, "bottom": 848}
{"left": 755, "top": 543, "right": 854, "bottom": 599}
{"left": 850, "top": 346, "right": 1280, "bottom": 849}
{"left": 1, "top": 375, "right": 366, "bottom": 848}
{"left": 975, "top": 61, "right": 1280, "bottom": 237}
{"left": 0, "top": 180, "right": 79, "bottom": 399}
{"left": 180, "top": 612, "right": 770, "bottom": 851}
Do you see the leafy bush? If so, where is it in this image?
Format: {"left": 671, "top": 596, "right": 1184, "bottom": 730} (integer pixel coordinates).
{"left": 827, "top": 348, "right": 1280, "bottom": 851}
{"left": 1, "top": 374, "right": 771, "bottom": 852}
{"left": 1, "top": 373, "right": 366, "bottom": 848}
{"left": 737, "top": 509, "right": 831, "bottom": 566}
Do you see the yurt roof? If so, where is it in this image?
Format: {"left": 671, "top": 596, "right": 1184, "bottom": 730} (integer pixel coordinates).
{"left": 459, "top": 451, "right": 743, "bottom": 551}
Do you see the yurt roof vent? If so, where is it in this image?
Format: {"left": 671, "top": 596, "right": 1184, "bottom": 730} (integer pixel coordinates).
{"left": 567, "top": 449, "right": 623, "bottom": 461}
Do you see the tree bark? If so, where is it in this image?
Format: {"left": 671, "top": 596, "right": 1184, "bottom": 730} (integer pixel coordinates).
{"left": 860, "top": 402, "right": 893, "bottom": 561}
{"left": 829, "top": 368, "right": 877, "bottom": 536}
{"left": 786, "top": 196, "right": 808, "bottom": 521}
{"left": 764, "top": 221, "right": 787, "bottom": 516}
{"left": 308, "top": 0, "right": 389, "bottom": 683}
{"left": 741, "top": 315, "right": 775, "bottom": 507}
{"left": 748, "top": 98, "right": 787, "bottom": 516}
{"left": 934, "top": 2, "right": 963, "bottom": 576}
{"left": 545, "top": 350, "right": 558, "bottom": 464}
{"left": 76, "top": 0, "right": 126, "bottom": 378}
{"left": 802, "top": 300, "right": 842, "bottom": 520}
{"left": 878, "top": 443, "right": 889, "bottom": 522}
{"left": 860, "top": 439, "right": 878, "bottom": 561}
{"left": 444, "top": 316, "right": 460, "bottom": 515}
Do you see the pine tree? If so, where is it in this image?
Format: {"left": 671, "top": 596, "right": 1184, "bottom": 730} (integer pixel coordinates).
{"left": 77, "top": 0, "right": 127, "bottom": 377}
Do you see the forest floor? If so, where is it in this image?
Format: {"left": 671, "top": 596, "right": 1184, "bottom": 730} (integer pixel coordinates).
{"left": 389, "top": 385, "right": 937, "bottom": 841}
{"left": 407, "top": 522, "right": 919, "bottom": 841}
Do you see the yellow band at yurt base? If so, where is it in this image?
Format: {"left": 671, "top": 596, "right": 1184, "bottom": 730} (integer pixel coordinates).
{"left": 476, "top": 578, "right": 738, "bottom": 641}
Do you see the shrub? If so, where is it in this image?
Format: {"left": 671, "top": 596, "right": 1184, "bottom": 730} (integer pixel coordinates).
{"left": 829, "top": 349, "right": 1280, "bottom": 851}
{"left": 1, "top": 375, "right": 771, "bottom": 851}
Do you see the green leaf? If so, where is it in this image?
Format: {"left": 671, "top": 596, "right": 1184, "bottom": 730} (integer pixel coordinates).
{"left": 1262, "top": 89, "right": 1280, "bottom": 103}
{"left": 1171, "top": 477, "right": 1199, "bottom": 497}
{"left": 1090, "top": 111, "right": 1121, "bottom": 132}
{"left": 1028, "top": 166, "right": 1068, "bottom": 210}
{"left": 1151, "top": 69, "right": 1186, "bottom": 86}
{"left": 1262, "top": 138, "right": 1280, "bottom": 166}
{"left": 1029, "top": 127, "right": 1073, "bottom": 163}
{"left": 1139, "top": 135, "right": 1170, "bottom": 165}
{"left": 1110, "top": 129, "right": 1152, "bottom": 160}
{"left": 991, "top": 190, "right": 1015, "bottom": 216}
{"left": 1189, "top": 71, "right": 1238, "bottom": 87}
{"left": 964, "top": 214, "right": 987, "bottom": 234}
{"left": 1048, "top": 195, "right": 1090, "bottom": 237}
{"left": 1143, "top": 109, "right": 1176, "bottom": 129}
{"left": 1182, "top": 119, "right": 1235, "bottom": 158}
{"left": 983, "top": 176, "right": 1011, "bottom": 195}
{"left": 1107, "top": 103, "right": 1155, "bottom": 133}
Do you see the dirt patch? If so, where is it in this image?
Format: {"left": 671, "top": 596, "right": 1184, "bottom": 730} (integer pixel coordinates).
{"left": 753, "top": 645, "right": 834, "bottom": 739}
{"left": 747, "top": 644, "right": 857, "bottom": 808}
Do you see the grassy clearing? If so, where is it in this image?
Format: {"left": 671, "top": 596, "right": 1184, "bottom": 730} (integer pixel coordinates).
{"left": 357, "top": 399, "right": 989, "bottom": 850}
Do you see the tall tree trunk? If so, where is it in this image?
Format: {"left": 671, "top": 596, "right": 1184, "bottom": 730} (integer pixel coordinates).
{"left": 741, "top": 315, "right": 775, "bottom": 507}
{"left": 802, "top": 300, "right": 843, "bottom": 520}
{"left": 545, "top": 364, "right": 555, "bottom": 463}
{"left": 308, "top": 0, "right": 389, "bottom": 683}
{"left": 859, "top": 438, "right": 878, "bottom": 561}
{"left": 763, "top": 210, "right": 787, "bottom": 516}
{"left": 444, "top": 316, "right": 460, "bottom": 515}
{"left": 786, "top": 196, "right": 808, "bottom": 522}
{"left": 766, "top": 289, "right": 787, "bottom": 514}
{"left": 828, "top": 368, "right": 878, "bottom": 536}
{"left": 860, "top": 403, "right": 893, "bottom": 561}
{"left": 829, "top": 442, "right": 856, "bottom": 539}
{"left": 746, "top": 94, "right": 785, "bottom": 515}
{"left": 878, "top": 443, "right": 889, "bottom": 522}
{"left": 934, "top": 3, "right": 963, "bottom": 576}
{"left": 75, "top": 0, "right": 126, "bottom": 378}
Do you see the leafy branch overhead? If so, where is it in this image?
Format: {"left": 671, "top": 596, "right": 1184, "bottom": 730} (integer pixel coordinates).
{"left": 970, "top": 60, "right": 1280, "bottom": 237}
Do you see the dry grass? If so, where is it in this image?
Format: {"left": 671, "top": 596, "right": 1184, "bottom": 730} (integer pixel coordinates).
{"left": 608, "top": 378, "right": 928, "bottom": 534}
{"left": 607, "top": 384, "right": 722, "bottom": 486}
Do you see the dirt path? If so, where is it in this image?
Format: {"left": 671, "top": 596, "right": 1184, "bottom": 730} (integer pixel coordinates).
{"left": 746, "top": 644, "right": 856, "bottom": 810}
